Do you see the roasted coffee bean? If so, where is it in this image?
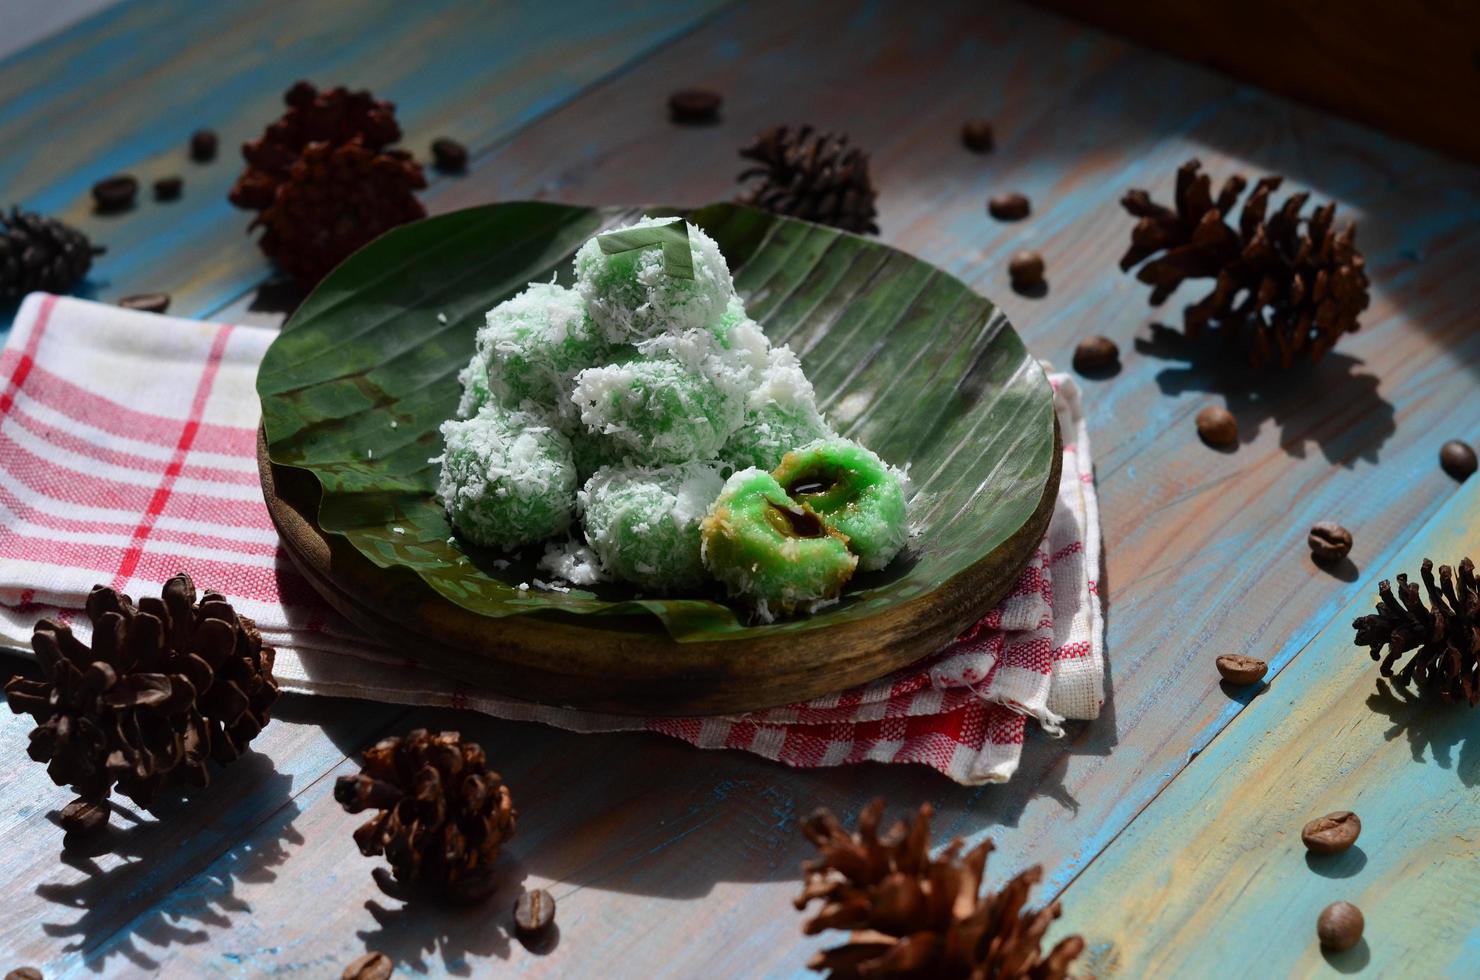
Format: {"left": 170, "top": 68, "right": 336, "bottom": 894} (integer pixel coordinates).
{"left": 960, "top": 119, "right": 994, "bottom": 153}
{"left": 1072, "top": 335, "right": 1119, "bottom": 374}
{"left": 514, "top": 888, "right": 556, "bottom": 936}
{"left": 988, "top": 192, "right": 1030, "bottom": 221}
{"left": 1008, "top": 250, "right": 1045, "bottom": 292}
{"left": 1196, "top": 406, "right": 1238, "bottom": 447}
{"left": 190, "top": 129, "right": 218, "bottom": 162}
{"left": 153, "top": 175, "right": 183, "bottom": 201}
{"left": 1316, "top": 901, "right": 1364, "bottom": 951}
{"left": 341, "top": 951, "right": 392, "bottom": 980}
{"left": 118, "top": 293, "right": 171, "bottom": 314}
{"left": 59, "top": 798, "right": 109, "bottom": 837}
{"left": 1302, "top": 811, "right": 1361, "bottom": 854}
{"left": 1307, "top": 522, "right": 1353, "bottom": 563}
{"left": 5, "top": 967, "right": 43, "bottom": 980}
{"left": 92, "top": 175, "right": 139, "bottom": 213}
{"left": 1215, "top": 654, "right": 1267, "bottom": 686}
{"left": 430, "top": 137, "right": 468, "bottom": 173}
{"left": 1440, "top": 439, "right": 1477, "bottom": 481}
{"left": 668, "top": 88, "right": 722, "bottom": 124}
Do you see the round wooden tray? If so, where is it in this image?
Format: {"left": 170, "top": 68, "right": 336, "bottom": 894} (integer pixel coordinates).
{"left": 259, "top": 421, "right": 1060, "bottom": 717}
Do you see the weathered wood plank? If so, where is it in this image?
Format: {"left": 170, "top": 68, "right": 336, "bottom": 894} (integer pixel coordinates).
{"left": 0, "top": 0, "right": 731, "bottom": 332}
{"left": 1047, "top": 481, "right": 1480, "bottom": 977}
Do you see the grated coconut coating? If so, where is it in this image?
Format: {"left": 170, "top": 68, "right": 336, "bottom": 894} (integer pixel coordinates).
{"left": 575, "top": 216, "right": 735, "bottom": 345}
{"left": 722, "top": 344, "right": 835, "bottom": 470}
{"left": 436, "top": 405, "right": 577, "bottom": 550}
{"left": 571, "top": 354, "right": 744, "bottom": 463}
{"left": 480, "top": 282, "right": 609, "bottom": 420}
{"left": 537, "top": 538, "right": 606, "bottom": 586}
{"left": 580, "top": 460, "right": 727, "bottom": 591}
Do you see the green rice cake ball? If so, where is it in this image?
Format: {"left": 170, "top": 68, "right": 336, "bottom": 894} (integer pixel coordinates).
{"left": 481, "top": 282, "right": 609, "bottom": 417}
{"left": 455, "top": 346, "right": 494, "bottom": 419}
{"left": 722, "top": 345, "right": 834, "bottom": 470}
{"left": 701, "top": 468, "right": 857, "bottom": 619}
{"left": 773, "top": 437, "right": 908, "bottom": 571}
{"left": 581, "top": 460, "right": 726, "bottom": 591}
{"left": 574, "top": 217, "right": 736, "bottom": 344}
{"left": 436, "top": 406, "right": 577, "bottom": 550}
{"left": 571, "top": 355, "right": 744, "bottom": 463}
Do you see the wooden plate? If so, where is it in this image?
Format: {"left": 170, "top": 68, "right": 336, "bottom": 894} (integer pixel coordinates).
{"left": 259, "top": 422, "right": 1059, "bottom": 716}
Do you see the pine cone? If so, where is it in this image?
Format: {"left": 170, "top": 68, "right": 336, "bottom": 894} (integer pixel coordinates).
{"left": 1119, "top": 158, "right": 1369, "bottom": 370}
{"left": 335, "top": 729, "right": 517, "bottom": 904}
{"left": 229, "top": 81, "right": 426, "bottom": 288}
{"left": 1353, "top": 557, "right": 1478, "bottom": 706}
{"left": 0, "top": 207, "right": 105, "bottom": 302}
{"left": 795, "top": 800, "right": 1085, "bottom": 979}
{"left": 3, "top": 573, "right": 278, "bottom": 809}
{"left": 737, "top": 125, "right": 879, "bottom": 235}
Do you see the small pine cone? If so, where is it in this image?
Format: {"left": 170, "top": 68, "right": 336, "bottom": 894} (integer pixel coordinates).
{"left": 228, "top": 81, "right": 426, "bottom": 288}
{"left": 1119, "top": 158, "right": 1370, "bottom": 370}
{"left": 335, "top": 729, "right": 516, "bottom": 904}
{"left": 3, "top": 573, "right": 278, "bottom": 809}
{"left": 1353, "top": 557, "right": 1478, "bottom": 706}
{"left": 0, "top": 207, "right": 105, "bottom": 302}
{"left": 737, "top": 125, "right": 879, "bottom": 235}
{"left": 795, "top": 800, "right": 1084, "bottom": 979}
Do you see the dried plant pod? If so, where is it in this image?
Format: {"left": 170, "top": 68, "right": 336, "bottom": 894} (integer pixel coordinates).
{"left": 1120, "top": 158, "right": 1370, "bottom": 370}
{"left": 737, "top": 125, "right": 879, "bottom": 235}
{"left": 1353, "top": 557, "right": 1478, "bottom": 706}
{"left": 4, "top": 573, "right": 278, "bottom": 810}
{"left": 795, "top": 799, "right": 1084, "bottom": 978}
{"left": 335, "top": 729, "right": 517, "bottom": 903}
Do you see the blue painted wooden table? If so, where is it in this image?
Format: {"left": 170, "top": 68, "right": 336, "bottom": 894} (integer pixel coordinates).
{"left": 1, "top": 0, "right": 1477, "bottom": 976}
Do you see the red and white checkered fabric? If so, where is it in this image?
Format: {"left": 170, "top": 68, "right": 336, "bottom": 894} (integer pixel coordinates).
{"left": 0, "top": 295, "right": 1104, "bottom": 784}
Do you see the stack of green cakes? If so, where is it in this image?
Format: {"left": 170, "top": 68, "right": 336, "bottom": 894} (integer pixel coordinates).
{"left": 436, "top": 216, "right": 910, "bottom": 619}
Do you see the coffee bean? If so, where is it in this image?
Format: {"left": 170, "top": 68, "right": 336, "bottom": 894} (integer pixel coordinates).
{"left": 668, "top": 88, "right": 722, "bottom": 124}
{"left": 190, "top": 129, "right": 218, "bottom": 163}
{"left": 5, "top": 967, "right": 43, "bottom": 980}
{"left": 1316, "top": 901, "right": 1364, "bottom": 951}
{"left": 153, "top": 176, "right": 183, "bottom": 201}
{"left": 341, "top": 951, "right": 392, "bottom": 980}
{"left": 59, "top": 798, "right": 109, "bottom": 837}
{"left": 1008, "top": 250, "right": 1045, "bottom": 292}
{"left": 988, "top": 192, "right": 1031, "bottom": 221}
{"left": 1440, "top": 439, "right": 1477, "bottom": 481}
{"left": 513, "top": 888, "right": 556, "bottom": 936}
{"left": 1307, "top": 522, "right": 1353, "bottom": 563}
{"left": 1196, "top": 406, "right": 1238, "bottom": 447}
{"left": 1302, "top": 811, "right": 1361, "bottom": 854}
{"left": 1215, "top": 654, "right": 1267, "bottom": 686}
{"left": 430, "top": 137, "right": 468, "bottom": 173}
{"left": 960, "top": 119, "right": 994, "bottom": 153}
{"left": 1072, "top": 335, "right": 1119, "bottom": 374}
{"left": 92, "top": 175, "right": 139, "bottom": 213}
{"left": 118, "top": 293, "right": 171, "bottom": 314}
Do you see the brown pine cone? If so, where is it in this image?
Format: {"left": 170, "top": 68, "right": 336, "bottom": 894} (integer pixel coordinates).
{"left": 1354, "top": 557, "right": 1478, "bottom": 706}
{"left": 1120, "top": 158, "right": 1369, "bottom": 370}
{"left": 335, "top": 729, "right": 516, "bottom": 904}
{"left": 796, "top": 800, "right": 1084, "bottom": 979}
{"left": 0, "top": 207, "right": 105, "bottom": 302}
{"left": 737, "top": 125, "right": 879, "bottom": 235}
{"left": 229, "top": 81, "right": 426, "bottom": 288}
{"left": 4, "top": 574, "right": 278, "bottom": 810}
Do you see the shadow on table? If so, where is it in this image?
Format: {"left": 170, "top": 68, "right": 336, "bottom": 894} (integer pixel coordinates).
{"left": 33, "top": 753, "right": 302, "bottom": 974}
{"left": 1365, "top": 678, "right": 1479, "bottom": 786}
{"left": 1134, "top": 323, "right": 1396, "bottom": 467}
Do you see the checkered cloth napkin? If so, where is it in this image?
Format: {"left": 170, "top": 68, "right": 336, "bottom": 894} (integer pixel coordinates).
{"left": 0, "top": 294, "right": 1104, "bottom": 785}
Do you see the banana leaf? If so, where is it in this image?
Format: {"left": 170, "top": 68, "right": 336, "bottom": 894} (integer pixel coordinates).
{"left": 258, "top": 202, "right": 1055, "bottom": 642}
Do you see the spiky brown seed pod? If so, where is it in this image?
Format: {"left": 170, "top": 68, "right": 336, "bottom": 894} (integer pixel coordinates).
{"left": 335, "top": 729, "right": 517, "bottom": 904}
{"left": 1353, "top": 557, "right": 1478, "bottom": 706}
{"left": 795, "top": 800, "right": 1085, "bottom": 979}
{"left": 228, "top": 81, "right": 426, "bottom": 288}
{"left": 0, "top": 207, "right": 105, "bottom": 302}
{"left": 1119, "top": 158, "right": 1369, "bottom": 370}
{"left": 3, "top": 574, "right": 278, "bottom": 810}
{"left": 737, "top": 125, "right": 879, "bottom": 235}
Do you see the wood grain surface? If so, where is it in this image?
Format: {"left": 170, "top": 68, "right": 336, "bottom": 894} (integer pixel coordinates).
{"left": 2, "top": 0, "right": 1479, "bottom": 976}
